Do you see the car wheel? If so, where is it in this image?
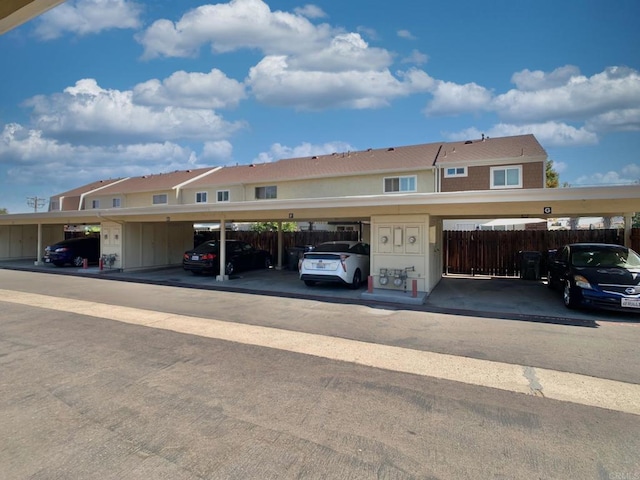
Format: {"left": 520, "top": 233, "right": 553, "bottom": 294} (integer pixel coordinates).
{"left": 73, "top": 256, "right": 84, "bottom": 267}
{"left": 225, "top": 261, "right": 235, "bottom": 276}
{"left": 563, "top": 280, "right": 580, "bottom": 309}
{"left": 304, "top": 280, "right": 316, "bottom": 287}
{"left": 350, "top": 269, "right": 362, "bottom": 290}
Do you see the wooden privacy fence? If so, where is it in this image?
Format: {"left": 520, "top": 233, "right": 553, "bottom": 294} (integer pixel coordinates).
{"left": 443, "top": 228, "right": 636, "bottom": 277}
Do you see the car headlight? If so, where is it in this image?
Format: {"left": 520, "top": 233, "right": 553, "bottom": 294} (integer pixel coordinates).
{"left": 574, "top": 275, "right": 593, "bottom": 290}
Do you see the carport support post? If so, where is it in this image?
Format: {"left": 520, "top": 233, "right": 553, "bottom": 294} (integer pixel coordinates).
{"left": 34, "top": 223, "right": 43, "bottom": 266}
{"left": 624, "top": 213, "right": 633, "bottom": 248}
{"left": 216, "top": 219, "right": 229, "bottom": 282}
{"left": 276, "top": 223, "right": 283, "bottom": 270}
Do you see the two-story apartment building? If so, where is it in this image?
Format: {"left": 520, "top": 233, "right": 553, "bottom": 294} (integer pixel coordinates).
{"left": 2, "top": 134, "right": 639, "bottom": 298}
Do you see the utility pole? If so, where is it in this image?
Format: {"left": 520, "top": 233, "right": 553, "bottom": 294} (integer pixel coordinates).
{"left": 26, "top": 196, "right": 47, "bottom": 213}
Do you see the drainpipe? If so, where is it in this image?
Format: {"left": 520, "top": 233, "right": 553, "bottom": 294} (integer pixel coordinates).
{"left": 624, "top": 212, "right": 633, "bottom": 248}
{"left": 277, "top": 222, "right": 283, "bottom": 270}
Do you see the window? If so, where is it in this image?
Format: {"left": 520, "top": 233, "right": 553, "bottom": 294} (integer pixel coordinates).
{"left": 490, "top": 166, "right": 522, "bottom": 189}
{"left": 217, "top": 190, "right": 230, "bottom": 202}
{"left": 255, "top": 186, "right": 277, "bottom": 199}
{"left": 152, "top": 194, "right": 168, "bottom": 205}
{"left": 384, "top": 175, "right": 416, "bottom": 193}
{"left": 91, "top": 199, "right": 100, "bottom": 209}
{"left": 195, "top": 192, "right": 208, "bottom": 203}
{"left": 112, "top": 198, "right": 121, "bottom": 208}
{"left": 444, "top": 166, "right": 467, "bottom": 178}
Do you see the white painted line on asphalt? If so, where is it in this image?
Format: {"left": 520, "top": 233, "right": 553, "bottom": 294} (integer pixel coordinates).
{"left": 2, "top": 289, "right": 640, "bottom": 416}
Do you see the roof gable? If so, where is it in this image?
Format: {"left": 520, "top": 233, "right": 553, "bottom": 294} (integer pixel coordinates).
{"left": 436, "top": 134, "right": 547, "bottom": 164}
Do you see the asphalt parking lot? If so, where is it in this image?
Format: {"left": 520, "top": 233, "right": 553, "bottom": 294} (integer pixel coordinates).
{"left": 1, "top": 259, "right": 637, "bottom": 325}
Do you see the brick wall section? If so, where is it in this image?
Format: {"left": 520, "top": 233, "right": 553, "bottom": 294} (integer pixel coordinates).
{"left": 441, "top": 161, "right": 544, "bottom": 192}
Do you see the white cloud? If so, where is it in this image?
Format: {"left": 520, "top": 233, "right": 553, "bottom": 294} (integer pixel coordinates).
{"left": 23, "top": 79, "right": 245, "bottom": 144}
{"left": 255, "top": 141, "right": 355, "bottom": 163}
{"left": 511, "top": 65, "right": 581, "bottom": 91}
{"left": 397, "top": 29, "right": 416, "bottom": 40}
{"left": 137, "top": 0, "right": 336, "bottom": 59}
{"left": 425, "top": 80, "right": 492, "bottom": 115}
{"left": 574, "top": 163, "right": 640, "bottom": 186}
{"left": 34, "top": 0, "right": 142, "bottom": 40}
{"left": 293, "top": 4, "right": 327, "bottom": 19}
{"left": 586, "top": 108, "right": 640, "bottom": 132}
{"left": 401, "top": 49, "right": 428, "bottom": 65}
{"left": 247, "top": 56, "right": 431, "bottom": 110}
{"left": 132, "top": 69, "right": 246, "bottom": 109}
{"left": 444, "top": 122, "right": 598, "bottom": 147}
{"left": 494, "top": 66, "right": 640, "bottom": 124}
{"left": 287, "top": 33, "right": 392, "bottom": 72}
{"left": 0, "top": 123, "right": 200, "bottom": 188}
{"left": 202, "top": 140, "right": 233, "bottom": 161}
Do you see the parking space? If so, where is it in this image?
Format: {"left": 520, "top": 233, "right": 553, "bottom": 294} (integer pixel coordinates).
{"left": 1, "top": 259, "right": 636, "bottom": 325}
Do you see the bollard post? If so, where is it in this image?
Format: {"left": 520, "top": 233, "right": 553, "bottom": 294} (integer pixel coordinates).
{"left": 412, "top": 279, "right": 417, "bottom": 297}
{"left": 83, "top": 258, "right": 88, "bottom": 269}
{"left": 99, "top": 257, "right": 104, "bottom": 271}
{"left": 368, "top": 275, "right": 373, "bottom": 293}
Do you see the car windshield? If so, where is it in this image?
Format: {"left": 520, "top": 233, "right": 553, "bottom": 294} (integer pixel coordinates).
{"left": 194, "top": 241, "right": 219, "bottom": 253}
{"left": 313, "top": 243, "right": 353, "bottom": 253}
{"left": 571, "top": 246, "right": 640, "bottom": 268}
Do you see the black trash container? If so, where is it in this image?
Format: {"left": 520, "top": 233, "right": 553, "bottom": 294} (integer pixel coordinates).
{"left": 287, "top": 246, "right": 305, "bottom": 271}
{"left": 519, "top": 251, "right": 542, "bottom": 280}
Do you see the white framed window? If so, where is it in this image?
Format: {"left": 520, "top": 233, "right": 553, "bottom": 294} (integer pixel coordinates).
{"left": 255, "top": 186, "right": 277, "bottom": 199}
{"left": 383, "top": 175, "right": 416, "bottom": 193}
{"left": 91, "top": 199, "right": 100, "bottom": 209}
{"left": 152, "top": 194, "right": 168, "bottom": 205}
{"left": 490, "top": 166, "right": 522, "bottom": 189}
{"left": 112, "top": 198, "right": 121, "bottom": 208}
{"left": 195, "top": 192, "right": 208, "bottom": 203}
{"left": 217, "top": 190, "right": 230, "bottom": 202}
{"left": 444, "top": 166, "right": 467, "bottom": 178}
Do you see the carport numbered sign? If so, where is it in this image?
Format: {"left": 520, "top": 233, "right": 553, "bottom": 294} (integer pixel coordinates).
{"left": 543, "top": 207, "right": 552, "bottom": 214}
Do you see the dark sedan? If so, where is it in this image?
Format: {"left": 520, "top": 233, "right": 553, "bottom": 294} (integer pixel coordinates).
{"left": 44, "top": 236, "right": 101, "bottom": 267}
{"left": 183, "top": 239, "right": 272, "bottom": 276}
{"left": 547, "top": 243, "right": 640, "bottom": 311}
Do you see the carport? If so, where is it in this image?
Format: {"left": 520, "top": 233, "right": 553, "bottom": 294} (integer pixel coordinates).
{"left": 1, "top": 185, "right": 639, "bottom": 303}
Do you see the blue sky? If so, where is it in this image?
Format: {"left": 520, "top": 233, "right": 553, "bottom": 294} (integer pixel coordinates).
{"left": 1, "top": 0, "right": 639, "bottom": 213}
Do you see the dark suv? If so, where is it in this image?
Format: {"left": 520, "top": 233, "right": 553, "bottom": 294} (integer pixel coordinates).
{"left": 44, "top": 236, "right": 101, "bottom": 267}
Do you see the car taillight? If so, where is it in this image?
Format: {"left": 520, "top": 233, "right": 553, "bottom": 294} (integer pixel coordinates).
{"left": 340, "top": 254, "right": 349, "bottom": 272}
{"left": 183, "top": 253, "right": 189, "bottom": 260}
{"left": 203, "top": 253, "right": 216, "bottom": 261}
{"left": 55, "top": 247, "right": 69, "bottom": 253}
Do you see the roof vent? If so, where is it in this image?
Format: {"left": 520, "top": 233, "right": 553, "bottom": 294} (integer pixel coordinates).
{"left": 311, "top": 156, "right": 318, "bottom": 159}
{"left": 464, "top": 140, "right": 472, "bottom": 144}
{"left": 367, "top": 148, "right": 372, "bottom": 151}
{"left": 387, "top": 147, "right": 395, "bottom": 151}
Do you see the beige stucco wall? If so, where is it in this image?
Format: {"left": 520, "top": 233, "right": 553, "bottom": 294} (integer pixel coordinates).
{"left": 122, "top": 221, "right": 193, "bottom": 271}
{"left": 370, "top": 214, "right": 432, "bottom": 293}
{"left": 0, "top": 224, "right": 63, "bottom": 261}
{"left": 182, "top": 170, "right": 436, "bottom": 204}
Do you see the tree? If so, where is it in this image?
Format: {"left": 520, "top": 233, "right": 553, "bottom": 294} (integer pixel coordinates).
{"left": 0, "top": 207, "right": 8, "bottom": 215}
{"left": 546, "top": 159, "right": 559, "bottom": 188}
{"left": 250, "top": 222, "right": 297, "bottom": 233}
{"left": 633, "top": 212, "right": 640, "bottom": 228}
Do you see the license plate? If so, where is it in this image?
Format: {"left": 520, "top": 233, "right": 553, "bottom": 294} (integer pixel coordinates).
{"left": 621, "top": 298, "right": 640, "bottom": 308}
{"left": 314, "top": 262, "right": 325, "bottom": 269}
{"left": 44, "top": 258, "right": 50, "bottom": 263}
{"left": 191, "top": 255, "right": 199, "bottom": 261}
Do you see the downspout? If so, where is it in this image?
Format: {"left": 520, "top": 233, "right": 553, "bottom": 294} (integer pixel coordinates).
{"left": 217, "top": 215, "right": 228, "bottom": 281}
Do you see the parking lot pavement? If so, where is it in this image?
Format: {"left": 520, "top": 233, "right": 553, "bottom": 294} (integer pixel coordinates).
{"left": 0, "top": 260, "right": 636, "bottom": 324}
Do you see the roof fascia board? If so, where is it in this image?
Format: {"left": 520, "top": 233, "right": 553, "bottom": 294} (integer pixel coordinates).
{"left": 173, "top": 167, "right": 222, "bottom": 198}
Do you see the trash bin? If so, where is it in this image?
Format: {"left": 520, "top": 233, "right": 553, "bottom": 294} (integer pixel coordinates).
{"left": 519, "top": 251, "right": 542, "bottom": 280}
{"left": 287, "top": 246, "right": 305, "bottom": 271}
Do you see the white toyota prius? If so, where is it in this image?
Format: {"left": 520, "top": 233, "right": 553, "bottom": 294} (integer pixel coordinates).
{"left": 299, "top": 241, "right": 370, "bottom": 289}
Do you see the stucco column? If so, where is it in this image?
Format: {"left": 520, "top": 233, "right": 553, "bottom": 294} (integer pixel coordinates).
{"left": 34, "top": 223, "right": 43, "bottom": 265}
{"left": 216, "top": 219, "right": 228, "bottom": 281}
{"left": 624, "top": 213, "right": 633, "bottom": 248}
